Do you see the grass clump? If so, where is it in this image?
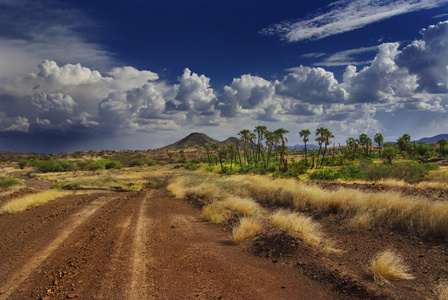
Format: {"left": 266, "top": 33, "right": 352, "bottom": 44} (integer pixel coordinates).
{"left": 271, "top": 209, "right": 336, "bottom": 253}
{"left": 201, "top": 196, "right": 265, "bottom": 223}
{"left": 435, "top": 282, "right": 448, "bottom": 300}
{"left": 0, "top": 176, "right": 20, "bottom": 188}
{"left": 232, "top": 217, "right": 262, "bottom": 244}
{"left": 0, "top": 190, "right": 75, "bottom": 214}
{"left": 368, "top": 250, "right": 415, "bottom": 283}
{"left": 201, "top": 202, "right": 232, "bottom": 223}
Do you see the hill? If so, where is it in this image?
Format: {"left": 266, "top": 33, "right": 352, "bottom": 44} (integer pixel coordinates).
{"left": 416, "top": 134, "right": 448, "bottom": 143}
{"left": 161, "top": 133, "right": 244, "bottom": 151}
{"left": 161, "top": 133, "right": 219, "bottom": 151}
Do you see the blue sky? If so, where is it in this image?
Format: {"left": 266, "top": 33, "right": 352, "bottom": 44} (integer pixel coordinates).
{"left": 1, "top": 0, "right": 448, "bottom": 153}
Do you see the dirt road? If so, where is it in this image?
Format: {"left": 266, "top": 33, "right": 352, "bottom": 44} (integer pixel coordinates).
{"left": 0, "top": 189, "right": 337, "bottom": 299}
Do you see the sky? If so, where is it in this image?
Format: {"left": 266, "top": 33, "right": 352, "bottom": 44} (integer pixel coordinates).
{"left": 1, "top": 0, "right": 448, "bottom": 153}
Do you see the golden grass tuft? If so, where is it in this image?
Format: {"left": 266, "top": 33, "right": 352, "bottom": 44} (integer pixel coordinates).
{"left": 270, "top": 209, "right": 337, "bottom": 253}
{"left": 436, "top": 282, "right": 448, "bottom": 300}
{"left": 368, "top": 250, "right": 415, "bottom": 283}
{"left": 0, "top": 190, "right": 75, "bottom": 214}
{"left": 222, "top": 196, "right": 265, "bottom": 217}
{"left": 232, "top": 217, "right": 262, "bottom": 244}
{"left": 201, "top": 202, "right": 232, "bottom": 223}
{"left": 168, "top": 172, "right": 448, "bottom": 240}
{"left": 201, "top": 196, "right": 265, "bottom": 224}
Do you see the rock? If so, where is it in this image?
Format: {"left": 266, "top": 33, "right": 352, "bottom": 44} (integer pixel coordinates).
{"left": 67, "top": 294, "right": 79, "bottom": 298}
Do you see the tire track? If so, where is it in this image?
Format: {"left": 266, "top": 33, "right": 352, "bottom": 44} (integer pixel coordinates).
{"left": 127, "top": 192, "right": 154, "bottom": 300}
{"left": 0, "top": 195, "right": 112, "bottom": 300}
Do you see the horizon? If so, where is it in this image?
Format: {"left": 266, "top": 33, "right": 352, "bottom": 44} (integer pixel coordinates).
{"left": 1, "top": 131, "right": 446, "bottom": 155}
{"left": 1, "top": 0, "right": 448, "bottom": 153}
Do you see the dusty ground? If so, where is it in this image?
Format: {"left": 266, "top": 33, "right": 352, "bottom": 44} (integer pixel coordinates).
{"left": 1, "top": 175, "right": 447, "bottom": 299}
{"left": 0, "top": 188, "right": 339, "bottom": 300}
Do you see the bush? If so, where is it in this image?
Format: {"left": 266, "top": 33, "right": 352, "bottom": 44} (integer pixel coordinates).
{"left": 338, "top": 165, "right": 362, "bottom": 179}
{"left": 35, "top": 159, "right": 74, "bottom": 173}
{"left": 105, "top": 160, "right": 122, "bottom": 169}
{"left": 129, "top": 159, "right": 146, "bottom": 167}
{"left": 361, "top": 162, "right": 430, "bottom": 181}
{"left": 309, "top": 169, "right": 339, "bottom": 181}
{"left": 0, "top": 176, "right": 20, "bottom": 188}
{"left": 88, "top": 159, "right": 122, "bottom": 170}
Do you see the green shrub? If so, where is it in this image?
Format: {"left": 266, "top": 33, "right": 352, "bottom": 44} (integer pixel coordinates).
{"left": 338, "top": 165, "right": 362, "bottom": 179}
{"left": 129, "top": 159, "right": 146, "bottom": 167}
{"left": 35, "top": 159, "right": 74, "bottom": 173}
{"left": 105, "top": 160, "right": 122, "bottom": 169}
{"left": 0, "top": 176, "right": 20, "bottom": 188}
{"left": 361, "top": 162, "right": 429, "bottom": 181}
{"left": 309, "top": 169, "right": 340, "bottom": 180}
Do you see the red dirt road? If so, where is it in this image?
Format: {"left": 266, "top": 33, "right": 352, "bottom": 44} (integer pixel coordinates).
{"left": 0, "top": 189, "right": 338, "bottom": 299}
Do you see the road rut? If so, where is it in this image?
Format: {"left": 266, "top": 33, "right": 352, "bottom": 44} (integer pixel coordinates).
{"left": 0, "top": 189, "right": 337, "bottom": 299}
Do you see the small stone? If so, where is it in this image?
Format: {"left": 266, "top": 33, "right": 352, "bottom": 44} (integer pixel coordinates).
{"left": 281, "top": 285, "right": 286, "bottom": 289}
{"left": 67, "top": 294, "right": 79, "bottom": 298}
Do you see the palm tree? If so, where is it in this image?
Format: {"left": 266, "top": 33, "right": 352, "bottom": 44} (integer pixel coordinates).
{"left": 374, "top": 133, "right": 384, "bottom": 155}
{"left": 321, "top": 129, "right": 334, "bottom": 164}
{"left": 254, "top": 126, "right": 267, "bottom": 162}
{"left": 359, "top": 133, "right": 369, "bottom": 156}
{"left": 437, "top": 138, "right": 448, "bottom": 156}
{"left": 397, "top": 134, "right": 411, "bottom": 152}
{"left": 238, "top": 129, "right": 251, "bottom": 163}
{"left": 273, "top": 128, "right": 289, "bottom": 172}
{"left": 315, "top": 127, "right": 329, "bottom": 167}
{"left": 299, "top": 129, "right": 311, "bottom": 163}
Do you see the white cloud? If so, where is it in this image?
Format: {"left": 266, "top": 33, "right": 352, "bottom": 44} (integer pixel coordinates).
{"left": 174, "top": 68, "right": 216, "bottom": 112}
{"left": 0, "top": 0, "right": 115, "bottom": 78}
{"left": 30, "top": 92, "right": 77, "bottom": 113}
{"left": 218, "top": 74, "right": 280, "bottom": 121}
{"left": 395, "top": 20, "right": 448, "bottom": 94}
{"left": 316, "top": 46, "right": 377, "bottom": 67}
{"left": 0, "top": 112, "right": 30, "bottom": 132}
{"left": 343, "top": 43, "right": 413, "bottom": 104}
{"left": 261, "top": 0, "right": 448, "bottom": 42}
{"left": 276, "top": 65, "right": 348, "bottom": 104}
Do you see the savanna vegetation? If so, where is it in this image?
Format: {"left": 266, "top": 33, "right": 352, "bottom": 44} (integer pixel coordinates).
{"left": 1, "top": 128, "right": 447, "bottom": 298}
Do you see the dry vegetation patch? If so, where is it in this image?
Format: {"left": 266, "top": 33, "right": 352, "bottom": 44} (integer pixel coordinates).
{"left": 367, "top": 250, "right": 415, "bottom": 283}
{"left": 0, "top": 190, "right": 87, "bottom": 214}
{"left": 232, "top": 217, "right": 262, "bottom": 244}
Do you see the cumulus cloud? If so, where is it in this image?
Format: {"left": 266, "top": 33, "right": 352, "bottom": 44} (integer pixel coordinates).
{"left": 276, "top": 66, "right": 348, "bottom": 104}
{"left": 218, "top": 74, "right": 277, "bottom": 119}
{"left": 174, "top": 68, "right": 216, "bottom": 113}
{"left": 261, "top": 0, "right": 448, "bottom": 42}
{"left": 395, "top": 20, "right": 448, "bottom": 94}
{"left": 0, "top": 0, "right": 115, "bottom": 78}
{"left": 0, "top": 112, "right": 30, "bottom": 133}
{"left": 30, "top": 92, "right": 77, "bottom": 113}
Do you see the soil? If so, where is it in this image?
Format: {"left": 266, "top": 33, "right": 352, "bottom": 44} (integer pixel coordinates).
{"left": 0, "top": 189, "right": 336, "bottom": 299}
{"left": 0, "top": 183, "right": 447, "bottom": 299}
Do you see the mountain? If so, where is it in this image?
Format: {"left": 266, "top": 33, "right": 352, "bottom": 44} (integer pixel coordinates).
{"left": 416, "top": 134, "right": 448, "bottom": 143}
{"left": 289, "top": 144, "right": 320, "bottom": 150}
{"left": 161, "top": 133, "right": 219, "bottom": 150}
{"left": 222, "top": 137, "right": 242, "bottom": 147}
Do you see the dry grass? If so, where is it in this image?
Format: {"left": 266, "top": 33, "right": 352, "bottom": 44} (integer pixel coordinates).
{"left": 201, "top": 202, "right": 232, "bottom": 223}
{"left": 271, "top": 209, "right": 337, "bottom": 253}
{"left": 232, "top": 217, "right": 262, "bottom": 244}
{"left": 42, "top": 165, "right": 182, "bottom": 191}
{"left": 367, "top": 250, "right": 415, "bottom": 283}
{"left": 169, "top": 172, "right": 448, "bottom": 239}
{"left": 0, "top": 190, "right": 79, "bottom": 214}
{"left": 222, "top": 196, "right": 265, "bottom": 217}
{"left": 201, "top": 196, "right": 265, "bottom": 223}
{"left": 436, "top": 282, "right": 448, "bottom": 300}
